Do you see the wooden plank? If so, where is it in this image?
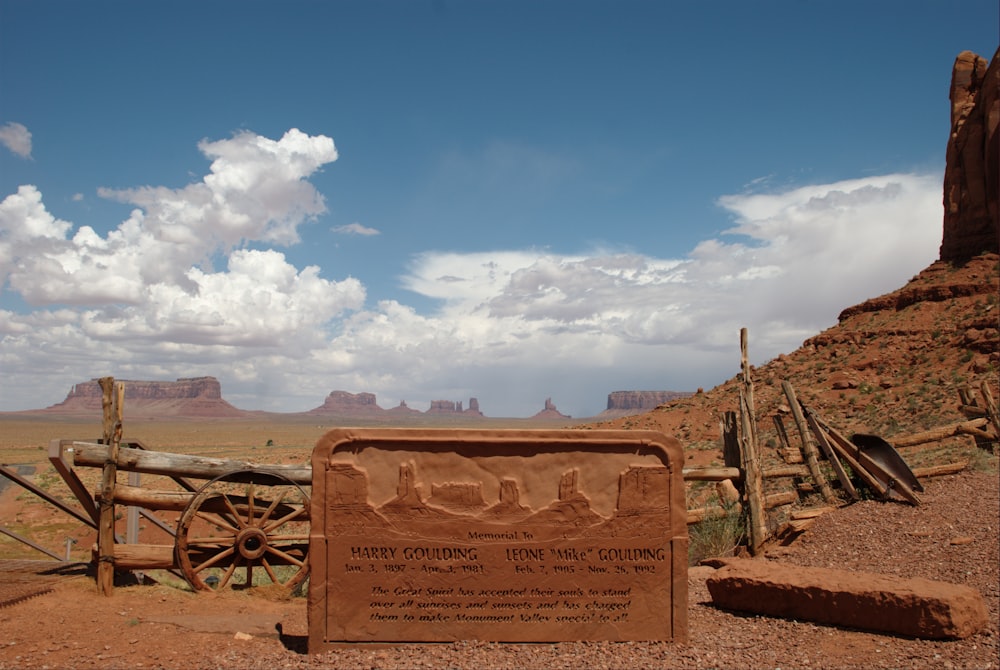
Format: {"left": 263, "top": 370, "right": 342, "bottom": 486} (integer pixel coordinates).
{"left": 763, "top": 465, "right": 810, "bottom": 478}
{"left": 683, "top": 467, "right": 741, "bottom": 482}
{"left": 0, "top": 525, "right": 63, "bottom": 561}
{"left": 72, "top": 442, "right": 312, "bottom": 484}
{"left": 764, "top": 490, "right": 798, "bottom": 509}
{"left": 911, "top": 461, "right": 968, "bottom": 478}
{"left": 790, "top": 506, "right": 836, "bottom": 520}
{"left": 891, "top": 418, "right": 989, "bottom": 448}
{"left": 805, "top": 411, "right": 859, "bottom": 501}
{"left": 48, "top": 439, "right": 100, "bottom": 525}
{"left": 782, "top": 381, "right": 837, "bottom": 504}
{"left": 111, "top": 543, "right": 176, "bottom": 570}
{"left": 0, "top": 464, "right": 97, "bottom": 529}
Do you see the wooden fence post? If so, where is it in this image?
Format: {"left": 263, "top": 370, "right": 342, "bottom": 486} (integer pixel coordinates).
{"left": 721, "top": 411, "right": 741, "bottom": 489}
{"left": 739, "top": 328, "right": 767, "bottom": 555}
{"left": 97, "top": 377, "right": 123, "bottom": 596}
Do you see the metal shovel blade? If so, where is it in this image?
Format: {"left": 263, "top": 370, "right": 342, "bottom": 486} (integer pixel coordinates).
{"left": 850, "top": 433, "right": 924, "bottom": 493}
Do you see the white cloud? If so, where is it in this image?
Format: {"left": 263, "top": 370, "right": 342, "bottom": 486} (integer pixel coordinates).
{"left": 333, "top": 222, "right": 381, "bottom": 236}
{"left": 0, "top": 158, "right": 944, "bottom": 416}
{"left": 0, "top": 122, "right": 32, "bottom": 158}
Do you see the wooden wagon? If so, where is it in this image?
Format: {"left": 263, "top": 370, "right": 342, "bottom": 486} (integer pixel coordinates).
{"left": 50, "top": 437, "right": 311, "bottom": 595}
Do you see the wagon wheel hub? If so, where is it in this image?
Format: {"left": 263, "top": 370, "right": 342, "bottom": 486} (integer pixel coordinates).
{"left": 236, "top": 527, "right": 268, "bottom": 560}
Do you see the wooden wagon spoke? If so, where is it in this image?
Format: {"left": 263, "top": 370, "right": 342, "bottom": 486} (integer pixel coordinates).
{"left": 191, "top": 545, "right": 236, "bottom": 574}
{"left": 192, "top": 510, "right": 239, "bottom": 535}
{"left": 261, "top": 557, "right": 280, "bottom": 584}
{"left": 257, "top": 488, "right": 289, "bottom": 526}
{"left": 264, "top": 544, "right": 306, "bottom": 568}
{"left": 261, "top": 505, "right": 307, "bottom": 534}
{"left": 222, "top": 494, "right": 248, "bottom": 529}
{"left": 247, "top": 484, "right": 256, "bottom": 524}
{"left": 216, "top": 558, "right": 240, "bottom": 590}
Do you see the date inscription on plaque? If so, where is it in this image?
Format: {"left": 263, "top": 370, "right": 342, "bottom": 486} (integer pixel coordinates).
{"left": 308, "top": 429, "right": 687, "bottom": 651}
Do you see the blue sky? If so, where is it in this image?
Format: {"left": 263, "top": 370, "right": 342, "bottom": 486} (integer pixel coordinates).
{"left": 0, "top": 1, "right": 997, "bottom": 417}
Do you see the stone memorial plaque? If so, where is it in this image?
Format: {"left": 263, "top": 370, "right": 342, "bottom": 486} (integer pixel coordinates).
{"left": 308, "top": 429, "right": 687, "bottom": 651}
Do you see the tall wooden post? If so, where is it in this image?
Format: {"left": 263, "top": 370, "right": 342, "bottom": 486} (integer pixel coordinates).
{"left": 97, "top": 377, "right": 123, "bottom": 595}
{"left": 739, "top": 328, "right": 767, "bottom": 555}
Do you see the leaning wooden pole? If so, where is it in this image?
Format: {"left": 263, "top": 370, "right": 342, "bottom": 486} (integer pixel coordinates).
{"left": 781, "top": 381, "right": 837, "bottom": 504}
{"left": 97, "top": 377, "right": 123, "bottom": 596}
{"left": 979, "top": 381, "right": 1000, "bottom": 445}
{"left": 739, "top": 328, "right": 767, "bottom": 555}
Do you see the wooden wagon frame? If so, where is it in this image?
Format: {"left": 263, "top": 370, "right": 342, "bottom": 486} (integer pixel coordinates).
{"left": 49, "top": 437, "right": 313, "bottom": 595}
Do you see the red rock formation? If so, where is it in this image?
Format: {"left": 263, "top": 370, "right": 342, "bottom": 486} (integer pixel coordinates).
{"left": 596, "top": 390, "right": 692, "bottom": 418}
{"left": 43, "top": 377, "right": 246, "bottom": 418}
{"left": 386, "top": 400, "right": 422, "bottom": 414}
{"left": 466, "top": 397, "right": 483, "bottom": 416}
{"left": 426, "top": 399, "right": 459, "bottom": 414}
{"left": 307, "top": 391, "right": 384, "bottom": 415}
{"left": 425, "top": 398, "right": 484, "bottom": 416}
{"left": 940, "top": 49, "right": 999, "bottom": 262}
{"left": 531, "top": 397, "right": 571, "bottom": 420}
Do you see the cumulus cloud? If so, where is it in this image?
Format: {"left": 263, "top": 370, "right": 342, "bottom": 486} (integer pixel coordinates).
{"left": 333, "top": 222, "right": 380, "bottom": 236}
{"left": 0, "top": 122, "right": 32, "bottom": 158}
{"left": 0, "top": 128, "right": 365, "bottom": 408}
{"left": 380, "top": 173, "right": 942, "bottom": 413}
{"left": 0, "top": 155, "right": 944, "bottom": 416}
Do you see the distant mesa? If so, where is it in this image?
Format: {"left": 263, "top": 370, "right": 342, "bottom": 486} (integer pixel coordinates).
{"left": 426, "top": 398, "right": 484, "bottom": 416}
{"left": 307, "top": 390, "right": 382, "bottom": 415}
{"left": 531, "top": 397, "right": 571, "bottom": 420}
{"left": 35, "top": 378, "right": 689, "bottom": 422}
{"left": 41, "top": 376, "right": 247, "bottom": 418}
{"left": 306, "top": 391, "right": 485, "bottom": 418}
{"left": 595, "top": 391, "right": 693, "bottom": 419}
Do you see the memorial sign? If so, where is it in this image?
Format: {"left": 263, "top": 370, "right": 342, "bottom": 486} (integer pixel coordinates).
{"left": 308, "top": 428, "right": 687, "bottom": 651}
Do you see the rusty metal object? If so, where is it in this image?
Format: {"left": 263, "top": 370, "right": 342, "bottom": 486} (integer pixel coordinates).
{"left": 850, "top": 433, "right": 924, "bottom": 494}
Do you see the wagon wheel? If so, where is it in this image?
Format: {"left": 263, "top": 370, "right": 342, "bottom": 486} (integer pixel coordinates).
{"left": 175, "top": 471, "right": 310, "bottom": 593}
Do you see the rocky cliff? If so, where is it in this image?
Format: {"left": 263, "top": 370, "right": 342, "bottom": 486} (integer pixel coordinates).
{"left": 940, "top": 48, "right": 999, "bottom": 262}
{"left": 307, "top": 390, "right": 383, "bottom": 415}
{"left": 596, "top": 390, "right": 693, "bottom": 419}
{"left": 44, "top": 377, "right": 246, "bottom": 418}
{"left": 306, "top": 392, "right": 485, "bottom": 417}
{"left": 531, "top": 397, "right": 571, "bottom": 420}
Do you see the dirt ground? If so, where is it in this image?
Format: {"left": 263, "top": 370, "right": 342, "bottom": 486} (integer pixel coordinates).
{"left": 0, "top": 468, "right": 996, "bottom": 670}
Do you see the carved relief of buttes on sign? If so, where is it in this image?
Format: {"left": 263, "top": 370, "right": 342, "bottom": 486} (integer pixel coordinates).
{"left": 308, "top": 429, "right": 687, "bottom": 651}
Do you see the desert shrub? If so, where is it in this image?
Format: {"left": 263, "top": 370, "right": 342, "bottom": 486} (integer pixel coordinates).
{"left": 688, "top": 499, "right": 746, "bottom": 566}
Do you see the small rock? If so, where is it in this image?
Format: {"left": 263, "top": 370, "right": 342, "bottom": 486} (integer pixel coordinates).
{"left": 949, "top": 536, "right": 974, "bottom": 545}
{"left": 234, "top": 631, "right": 253, "bottom": 641}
